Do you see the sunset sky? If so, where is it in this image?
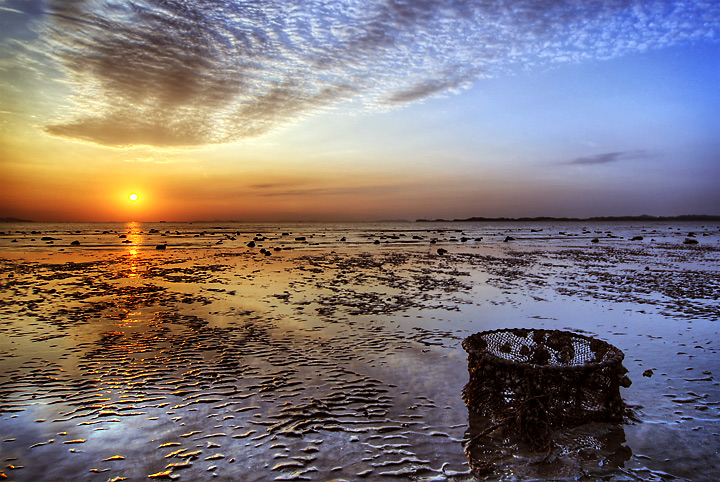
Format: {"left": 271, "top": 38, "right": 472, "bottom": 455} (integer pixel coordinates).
{"left": 1, "top": 0, "right": 719, "bottom": 222}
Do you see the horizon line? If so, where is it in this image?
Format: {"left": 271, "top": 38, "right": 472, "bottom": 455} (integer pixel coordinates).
{"left": 2, "top": 214, "right": 720, "bottom": 224}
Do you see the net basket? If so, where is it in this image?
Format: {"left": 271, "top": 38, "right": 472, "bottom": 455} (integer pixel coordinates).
{"left": 463, "top": 328, "right": 630, "bottom": 439}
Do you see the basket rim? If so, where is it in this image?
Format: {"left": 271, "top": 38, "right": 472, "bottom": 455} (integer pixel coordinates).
{"left": 462, "top": 328, "right": 624, "bottom": 371}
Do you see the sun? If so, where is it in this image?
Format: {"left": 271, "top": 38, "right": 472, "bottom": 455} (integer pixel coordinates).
{"left": 129, "top": 193, "right": 138, "bottom": 201}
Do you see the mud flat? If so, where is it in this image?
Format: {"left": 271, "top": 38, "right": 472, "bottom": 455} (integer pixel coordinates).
{"left": 1, "top": 221, "right": 718, "bottom": 481}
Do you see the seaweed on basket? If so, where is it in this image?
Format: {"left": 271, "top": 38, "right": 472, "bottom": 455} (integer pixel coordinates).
{"left": 463, "top": 328, "right": 632, "bottom": 473}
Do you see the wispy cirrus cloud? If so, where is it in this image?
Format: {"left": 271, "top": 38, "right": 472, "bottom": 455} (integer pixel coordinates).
{"left": 19, "top": 0, "right": 719, "bottom": 147}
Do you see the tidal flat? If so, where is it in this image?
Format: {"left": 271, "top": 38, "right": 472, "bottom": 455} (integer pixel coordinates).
{"left": 1, "top": 221, "right": 718, "bottom": 481}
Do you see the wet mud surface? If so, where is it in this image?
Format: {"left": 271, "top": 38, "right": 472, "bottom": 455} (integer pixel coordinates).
{"left": 1, "top": 222, "right": 719, "bottom": 481}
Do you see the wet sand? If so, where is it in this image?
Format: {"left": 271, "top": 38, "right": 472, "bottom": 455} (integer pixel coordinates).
{"left": 1, "top": 222, "right": 718, "bottom": 481}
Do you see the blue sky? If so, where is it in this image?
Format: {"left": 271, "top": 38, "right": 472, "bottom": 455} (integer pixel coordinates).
{"left": 1, "top": 0, "right": 719, "bottom": 221}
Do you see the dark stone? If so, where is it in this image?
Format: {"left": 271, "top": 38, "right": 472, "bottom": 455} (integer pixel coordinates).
{"left": 631, "top": 236, "right": 644, "bottom": 241}
{"left": 437, "top": 248, "right": 448, "bottom": 255}
{"left": 374, "top": 240, "right": 380, "bottom": 244}
{"left": 247, "top": 241, "right": 256, "bottom": 248}
{"left": 155, "top": 244, "right": 166, "bottom": 250}
{"left": 683, "top": 238, "right": 698, "bottom": 245}
{"left": 295, "top": 236, "right": 306, "bottom": 241}
{"left": 70, "top": 240, "right": 80, "bottom": 246}
{"left": 591, "top": 238, "right": 599, "bottom": 243}
{"left": 504, "top": 236, "right": 514, "bottom": 242}
{"left": 642, "top": 369, "right": 654, "bottom": 378}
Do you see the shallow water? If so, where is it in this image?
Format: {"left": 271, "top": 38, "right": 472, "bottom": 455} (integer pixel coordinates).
{"left": 1, "top": 221, "right": 718, "bottom": 481}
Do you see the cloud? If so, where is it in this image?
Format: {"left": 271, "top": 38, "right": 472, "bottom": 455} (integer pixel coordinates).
{"left": 564, "top": 150, "right": 650, "bottom": 166}
{"left": 248, "top": 179, "right": 418, "bottom": 198}
{"left": 0, "top": 6, "right": 25, "bottom": 15}
{"left": 28, "top": 0, "right": 720, "bottom": 147}
{"left": 1, "top": 0, "right": 44, "bottom": 17}
{"left": 254, "top": 184, "right": 414, "bottom": 198}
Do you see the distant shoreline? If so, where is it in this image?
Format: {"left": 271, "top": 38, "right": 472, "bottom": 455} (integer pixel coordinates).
{"left": 416, "top": 214, "right": 720, "bottom": 223}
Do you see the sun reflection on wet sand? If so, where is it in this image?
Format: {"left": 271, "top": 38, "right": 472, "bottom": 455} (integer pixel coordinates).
{"left": 124, "top": 221, "right": 144, "bottom": 248}
{"left": 122, "top": 222, "right": 146, "bottom": 279}
{"left": 125, "top": 248, "right": 140, "bottom": 278}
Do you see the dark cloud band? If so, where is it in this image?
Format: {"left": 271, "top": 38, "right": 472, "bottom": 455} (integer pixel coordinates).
{"left": 565, "top": 150, "right": 651, "bottom": 166}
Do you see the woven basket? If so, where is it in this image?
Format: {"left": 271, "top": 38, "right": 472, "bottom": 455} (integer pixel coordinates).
{"left": 463, "top": 328, "right": 630, "bottom": 439}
